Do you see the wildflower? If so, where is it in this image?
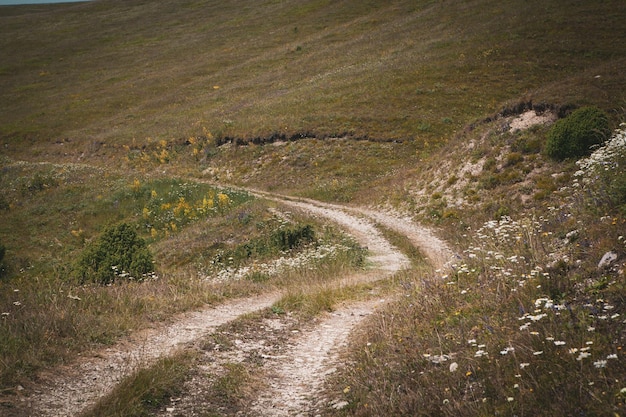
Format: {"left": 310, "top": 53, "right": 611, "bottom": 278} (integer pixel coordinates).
{"left": 520, "top": 363, "right": 530, "bottom": 369}
{"left": 554, "top": 341, "right": 566, "bottom": 346}
{"left": 594, "top": 360, "right": 607, "bottom": 368}
{"left": 500, "top": 347, "right": 515, "bottom": 355}
{"left": 12, "top": 301, "right": 21, "bottom": 306}
{"left": 587, "top": 326, "right": 596, "bottom": 332}
{"left": 519, "top": 323, "right": 531, "bottom": 331}
{"left": 533, "top": 351, "right": 544, "bottom": 356}
{"left": 577, "top": 352, "right": 591, "bottom": 361}
{"left": 607, "top": 354, "right": 618, "bottom": 360}
{"left": 507, "top": 397, "right": 514, "bottom": 402}
{"left": 474, "top": 350, "right": 488, "bottom": 358}
{"left": 449, "top": 362, "right": 458, "bottom": 372}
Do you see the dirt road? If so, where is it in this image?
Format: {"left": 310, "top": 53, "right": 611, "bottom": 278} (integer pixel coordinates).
{"left": 19, "top": 194, "right": 451, "bottom": 417}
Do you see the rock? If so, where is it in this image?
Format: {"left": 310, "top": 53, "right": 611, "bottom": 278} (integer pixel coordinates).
{"left": 598, "top": 251, "right": 618, "bottom": 269}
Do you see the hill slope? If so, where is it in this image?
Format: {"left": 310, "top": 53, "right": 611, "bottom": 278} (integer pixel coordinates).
{"left": 1, "top": 0, "right": 626, "bottom": 415}
{"left": 1, "top": 0, "right": 625, "bottom": 152}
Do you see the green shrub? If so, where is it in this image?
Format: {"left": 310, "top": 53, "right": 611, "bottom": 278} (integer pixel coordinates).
{"left": 76, "top": 223, "right": 154, "bottom": 285}
{"left": 272, "top": 224, "right": 315, "bottom": 252}
{"left": 545, "top": 106, "right": 610, "bottom": 160}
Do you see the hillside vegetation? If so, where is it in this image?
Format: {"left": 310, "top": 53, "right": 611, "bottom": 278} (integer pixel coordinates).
{"left": 1, "top": 0, "right": 626, "bottom": 415}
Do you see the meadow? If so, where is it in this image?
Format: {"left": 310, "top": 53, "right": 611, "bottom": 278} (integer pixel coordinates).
{"left": 1, "top": 0, "right": 626, "bottom": 415}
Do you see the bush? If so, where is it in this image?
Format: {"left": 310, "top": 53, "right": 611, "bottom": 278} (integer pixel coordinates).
{"left": 545, "top": 106, "right": 610, "bottom": 160}
{"left": 272, "top": 224, "right": 315, "bottom": 252}
{"left": 76, "top": 223, "right": 154, "bottom": 285}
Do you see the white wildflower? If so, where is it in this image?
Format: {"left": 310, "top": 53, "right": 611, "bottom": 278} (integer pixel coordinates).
{"left": 593, "top": 360, "right": 607, "bottom": 368}
{"left": 474, "top": 350, "right": 488, "bottom": 358}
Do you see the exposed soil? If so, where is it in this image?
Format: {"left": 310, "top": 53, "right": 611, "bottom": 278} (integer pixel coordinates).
{"left": 12, "top": 194, "right": 452, "bottom": 417}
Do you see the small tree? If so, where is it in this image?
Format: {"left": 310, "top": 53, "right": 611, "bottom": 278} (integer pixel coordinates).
{"left": 545, "top": 106, "right": 610, "bottom": 161}
{"left": 76, "top": 223, "right": 154, "bottom": 285}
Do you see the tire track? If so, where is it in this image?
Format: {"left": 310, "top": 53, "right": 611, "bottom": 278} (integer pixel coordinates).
{"left": 19, "top": 193, "right": 449, "bottom": 417}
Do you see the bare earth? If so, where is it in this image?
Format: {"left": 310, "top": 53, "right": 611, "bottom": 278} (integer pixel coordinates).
{"left": 16, "top": 194, "right": 452, "bottom": 417}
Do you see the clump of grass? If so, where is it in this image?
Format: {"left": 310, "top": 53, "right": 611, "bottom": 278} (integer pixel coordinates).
{"left": 80, "top": 350, "right": 196, "bottom": 417}
{"left": 208, "top": 362, "right": 258, "bottom": 411}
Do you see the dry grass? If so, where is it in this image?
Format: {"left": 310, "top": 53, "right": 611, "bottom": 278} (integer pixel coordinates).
{"left": 325, "top": 214, "right": 626, "bottom": 415}
{"left": 322, "top": 126, "right": 626, "bottom": 416}
{"left": 1, "top": 0, "right": 625, "bottom": 168}
{"left": 1, "top": 0, "right": 626, "bottom": 414}
{"left": 0, "top": 159, "right": 364, "bottom": 393}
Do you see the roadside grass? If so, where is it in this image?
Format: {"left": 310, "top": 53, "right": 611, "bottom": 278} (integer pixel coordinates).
{"left": 72, "top": 251, "right": 387, "bottom": 417}
{"left": 325, "top": 216, "right": 625, "bottom": 416}
{"left": 322, "top": 127, "right": 626, "bottom": 416}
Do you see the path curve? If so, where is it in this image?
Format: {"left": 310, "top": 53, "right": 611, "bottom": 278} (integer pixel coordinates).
{"left": 237, "top": 195, "right": 453, "bottom": 415}
{"left": 18, "top": 194, "right": 434, "bottom": 417}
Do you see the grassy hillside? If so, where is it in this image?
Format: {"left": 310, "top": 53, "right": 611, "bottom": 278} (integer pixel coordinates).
{"left": 1, "top": 0, "right": 626, "bottom": 415}
{"left": 1, "top": 0, "right": 625, "bottom": 157}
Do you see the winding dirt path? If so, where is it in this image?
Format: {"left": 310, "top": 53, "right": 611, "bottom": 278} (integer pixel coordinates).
{"left": 17, "top": 194, "right": 451, "bottom": 417}
{"left": 238, "top": 197, "right": 453, "bottom": 416}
